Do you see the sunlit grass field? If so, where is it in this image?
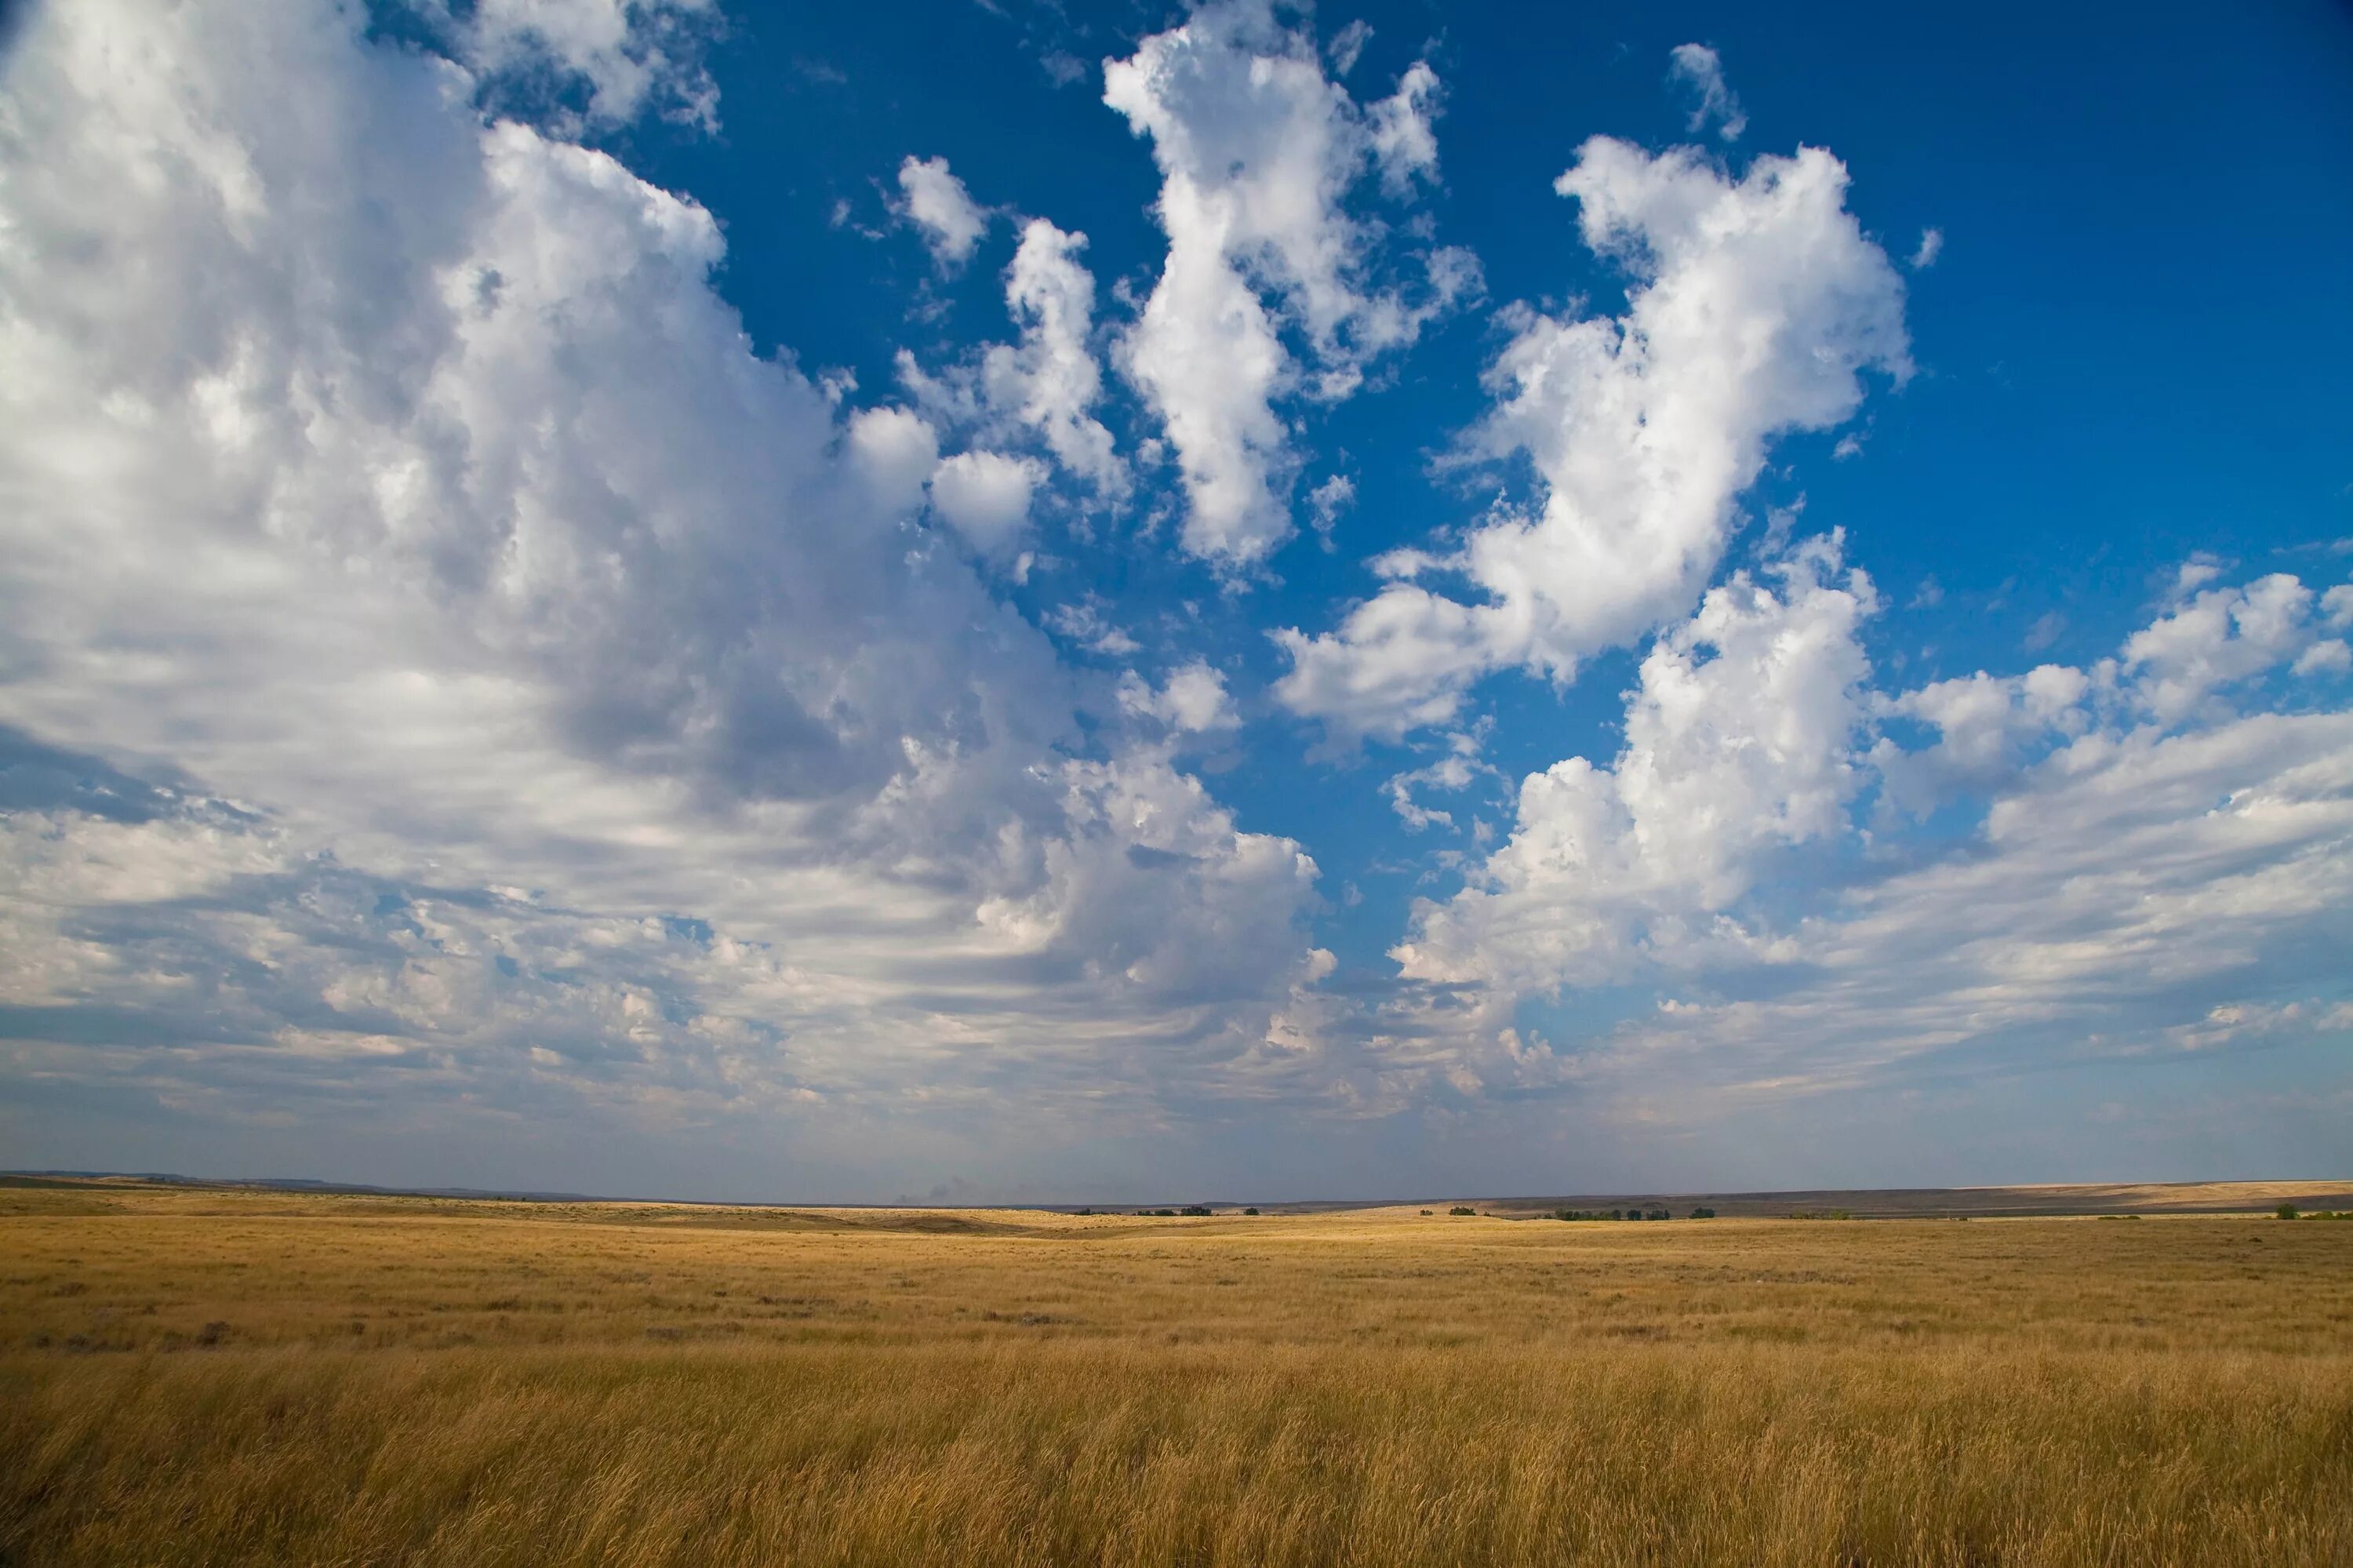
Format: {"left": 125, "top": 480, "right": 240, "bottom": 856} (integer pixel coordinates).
{"left": 4, "top": 1181, "right": 2350, "bottom": 1565}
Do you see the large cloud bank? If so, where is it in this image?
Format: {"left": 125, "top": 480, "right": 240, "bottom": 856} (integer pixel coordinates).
{"left": 0, "top": 0, "right": 1328, "bottom": 1183}
{"left": 1380, "top": 551, "right": 2353, "bottom": 1121}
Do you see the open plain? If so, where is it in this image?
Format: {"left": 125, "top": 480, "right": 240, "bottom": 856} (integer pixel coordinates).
{"left": 3, "top": 1177, "right": 2351, "bottom": 1566}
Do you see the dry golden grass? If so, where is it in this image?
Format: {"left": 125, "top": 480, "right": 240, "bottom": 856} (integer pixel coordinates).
{"left": 4, "top": 1181, "right": 2350, "bottom": 1565}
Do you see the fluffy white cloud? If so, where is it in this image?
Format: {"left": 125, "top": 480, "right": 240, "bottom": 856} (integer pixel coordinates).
{"left": 1104, "top": 0, "right": 1474, "bottom": 566}
{"left": 1868, "top": 663, "right": 2090, "bottom": 819}
{"left": 982, "top": 220, "right": 1128, "bottom": 500}
{"left": 2297, "top": 639, "right": 2353, "bottom": 676}
{"left": 1589, "top": 704, "right": 2353, "bottom": 1109}
{"left": 928, "top": 449, "right": 1046, "bottom": 561}
{"left": 1118, "top": 662, "right": 1239, "bottom": 735}
{"left": 2123, "top": 572, "right": 2337, "bottom": 723}
{"left": 972, "top": 750, "right": 1321, "bottom": 1010}
{"left": 1277, "top": 136, "right": 1909, "bottom": 740}
{"left": 1384, "top": 551, "right": 2353, "bottom": 1113}
{"left": 1667, "top": 44, "right": 1745, "bottom": 141}
{"left": 897, "top": 154, "right": 987, "bottom": 267}
{"left": 892, "top": 216, "right": 1127, "bottom": 515}
{"left": 1395, "top": 537, "right": 1877, "bottom": 990}
{"left": 0, "top": 0, "right": 1326, "bottom": 1159}
{"left": 1306, "top": 472, "right": 1355, "bottom": 546}
{"left": 418, "top": 0, "right": 722, "bottom": 131}
{"left": 1368, "top": 61, "right": 1442, "bottom": 194}
{"left": 845, "top": 405, "right": 942, "bottom": 511}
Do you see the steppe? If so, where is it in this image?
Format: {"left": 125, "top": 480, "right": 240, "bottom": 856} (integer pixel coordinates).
{"left": 4, "top": 1175, "right": 2350, "bottom": 1566}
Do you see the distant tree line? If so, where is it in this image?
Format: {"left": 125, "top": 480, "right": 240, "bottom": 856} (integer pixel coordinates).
{"left": 1550, "top": 1206, "right": 1711, "bottom": 1221}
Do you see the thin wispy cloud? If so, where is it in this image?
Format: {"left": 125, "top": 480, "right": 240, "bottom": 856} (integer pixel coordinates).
{"left": 1668, "top": 43, "right": 1747, "bottom": 140}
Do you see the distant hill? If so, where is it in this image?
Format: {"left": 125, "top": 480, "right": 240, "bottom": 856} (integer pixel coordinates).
{"left": 1, "top": 1170, "right": 605, "bottom": 1203}
{"left": 9, "top": 1170, "right": 2348, "bottom": 1217}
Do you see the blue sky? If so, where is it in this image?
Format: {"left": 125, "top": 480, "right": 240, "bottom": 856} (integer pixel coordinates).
{"left": 1, "top": 0, "right": 2348, "bottom": 1202}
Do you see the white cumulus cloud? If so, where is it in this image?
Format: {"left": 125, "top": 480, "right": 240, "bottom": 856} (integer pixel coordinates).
{"left": 929, "top": 449, "right": 1047, "bottom": 562}
{"left": 1379, "top": 550, "right": 2353, "bottom": 1122}
{"left": 983, "top": 220, "right": 1128, "bottom": 500}
{"left": 1395, "top": 536, "right": 1878, "bottom": 991}
{"left": 1277, "top": 136, "right": 1909, "bottom": 741}
{"left": 1104, "top": 0, "right": 1475, "bottom": 568}
{"left": 1118, "top": 662, "right": 1240, "bottom": 735}
{"left": 897, "top": 154, "right": 988, "bottom": 267}
{"left": 2123, "top": 572, "right": 2335, "bottom": 724}
{"left": 407, "top": 0, "right": 723, "bottom": 132}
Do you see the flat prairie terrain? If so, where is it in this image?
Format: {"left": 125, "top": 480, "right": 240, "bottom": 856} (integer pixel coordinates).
{"left": 1467, "top": 1177, "right": 2353, "bottom": 1219}
{"left": 3, "top": 1181, "right": 2350, "bottom": 1566}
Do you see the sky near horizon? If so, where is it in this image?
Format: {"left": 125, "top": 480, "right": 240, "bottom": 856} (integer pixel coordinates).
{"left": 2, "top": 0, "right": 2350, "bottom": 1203}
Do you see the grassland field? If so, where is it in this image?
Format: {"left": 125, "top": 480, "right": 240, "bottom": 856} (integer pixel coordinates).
{"left": 3, "top": 1177, "right": 2351, "bottom": 1566}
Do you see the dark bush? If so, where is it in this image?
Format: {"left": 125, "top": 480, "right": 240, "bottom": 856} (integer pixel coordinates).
{"left": 1180, "top": 1205, "right": 1213, "bottom": 1217}
{"left": 1448, "top": 1206, "right": 1476, "bottom": 1217}
{"left": 1242, "top": 1206, "right": 1260, "bottom": 1215}
{"left": 2277, "top": 1204, "right": 2299, "bottom": 1220}
{"left": 1689, "top": 1206, "right": 1716, "bottom": 1219}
